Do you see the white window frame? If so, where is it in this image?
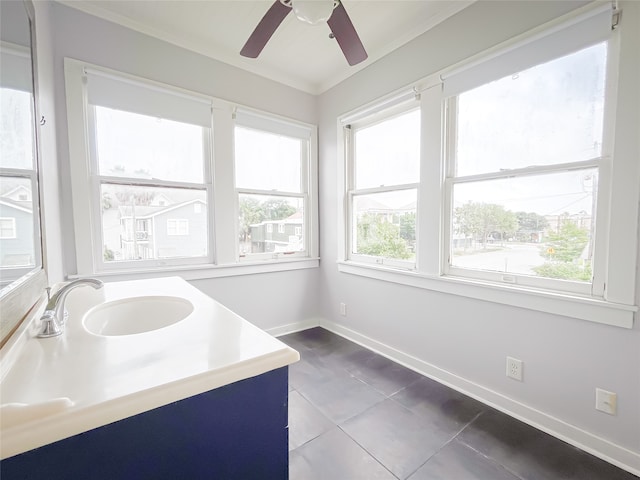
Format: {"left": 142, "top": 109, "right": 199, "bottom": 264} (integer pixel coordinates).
{"left": 338, "top": 3, "right": 638, "bottom": 328}
{"left": 0, "top": 42, "right": 42, "bottom": 284}
{"left": 233, "top": 107, "right": 317, "bottom": 262}
{"left": 65, "top": 58, "right": 319, "bottom": 279}
{"left": 342, "top": 96, "right": 421, "bottom": 270}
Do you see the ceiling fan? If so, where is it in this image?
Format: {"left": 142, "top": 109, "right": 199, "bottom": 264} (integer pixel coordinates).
{"left": 240, "top": 0, "right": 368, "bottom": 66}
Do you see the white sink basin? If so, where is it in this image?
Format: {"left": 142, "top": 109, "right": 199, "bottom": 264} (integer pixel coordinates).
{"left": 83, "top": 296, "right": 194, "bottom": 336}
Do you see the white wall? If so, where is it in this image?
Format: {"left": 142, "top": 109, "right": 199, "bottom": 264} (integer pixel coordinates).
{"left": 44, "top": 2, "right": 321, "bottom": 331}
{"left": 317, "top": 0, "right": 640, "bottom": 474}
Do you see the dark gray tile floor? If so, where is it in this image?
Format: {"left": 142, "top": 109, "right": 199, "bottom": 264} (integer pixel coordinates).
{"left": 280, "top": 328, "right": 638, "bottom": 480}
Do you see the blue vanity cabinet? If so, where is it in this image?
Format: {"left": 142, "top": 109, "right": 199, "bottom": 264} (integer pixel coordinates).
{"left": 1, "top": 367, "right": 289, "bottom": 479}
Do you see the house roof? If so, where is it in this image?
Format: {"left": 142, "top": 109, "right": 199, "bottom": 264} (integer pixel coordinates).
{"left": 0, "top": 198, "right": 32, "bottom": 214}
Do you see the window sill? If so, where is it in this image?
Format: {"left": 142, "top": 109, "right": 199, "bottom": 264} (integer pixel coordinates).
{"left": 70, "top": 258, "right": 320, "bottom": 283}
{"left": 337, "top": 261, "right": 636, "bottom": 329}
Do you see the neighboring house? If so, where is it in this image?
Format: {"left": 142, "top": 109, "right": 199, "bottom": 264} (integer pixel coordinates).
{"left": 1, "top": 185, "right": 32, "bottom": 203}
{"left": 250, "top": 211, "right": 303, "bottom": 254}
{"left": 0, "top": 197, "right": 34, "bottom": 267}
{"left": 117, "top": 199, "right": 207, "bottom": 260}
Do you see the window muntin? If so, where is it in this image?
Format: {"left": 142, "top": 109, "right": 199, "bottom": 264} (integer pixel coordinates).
{"left": 347, "top": 106, "right": 420, "bottom": 267}
{"left": 234, "top": 117, "right": 310, "bottom": 260}
{"left": 445, "top": 42, "right": 609, "bottom": 292}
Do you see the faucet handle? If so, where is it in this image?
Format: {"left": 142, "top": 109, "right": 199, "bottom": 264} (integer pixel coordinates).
{"left": 37, "top": 312, "right": 63, "bottom": 338}
{"left": 46, "top": 286, "right": 51, "bottom": 302}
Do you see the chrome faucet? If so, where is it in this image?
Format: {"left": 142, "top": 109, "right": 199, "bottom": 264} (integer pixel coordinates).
{"left": 38, "top": 278, "right": 103, "bottom": 338}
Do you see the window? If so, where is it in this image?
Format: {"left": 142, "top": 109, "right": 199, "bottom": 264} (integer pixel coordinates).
{"left": 339, "top": 4, "right": 638, "bottom": 327}
{"left": 0, "top": 218, "right": 16, "bottom": 239}
{"left": 81, "top": 69, "right": 211, "bottom": 269}
{"left": 0, "top": 42, "right": 39, "bottom": 281}
{"left": 65, "top": 59, "right": 318, "bottom": 277}
{"left": 234, "top": 109, "right": 313, "bottom": 259}
{"left": 445, "top": 42, "right": 607, "bottom": 295}
{"left": 344, "top": 102, "right": 421, "bottom": 268}
{"left": 167, "top": 219, "right": 189, "bottom": 236}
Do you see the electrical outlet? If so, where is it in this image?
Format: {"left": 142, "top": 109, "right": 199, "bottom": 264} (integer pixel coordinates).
{"left": 595, "top": 388, "right": 617, "bottom": 415}
{"left": 506, "top": 356, "right": 523, "bottom": 381}
{"left": 339, "top": 302, "right": 347, "bottom": 316}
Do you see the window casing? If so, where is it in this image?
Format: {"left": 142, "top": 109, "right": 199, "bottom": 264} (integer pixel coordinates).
{"left": 338, "top": 3, "right": 638, "bottom": 328}
{"left": 344, "top": 101, "right": 421, "bottom": 269}
{"left": 234, "top": 108, "right": 313, "bottom": 261}
{"left": 65, "top": 59, "right": 318, "bottom": 277}
{"left": 443, "top": 41, "right": 609, "bottom": 296}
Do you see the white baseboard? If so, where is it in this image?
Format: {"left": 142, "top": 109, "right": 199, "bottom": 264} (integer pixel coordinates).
{"left": 320, "top": 319, "right": 640, "bottom": 477}
{"left": 266, "top": 317, "right": 321, "bottom": 338}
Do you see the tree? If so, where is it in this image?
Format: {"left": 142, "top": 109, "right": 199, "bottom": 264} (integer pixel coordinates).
{"left": 356, "top": 214, "right": 412, "bottom": 260}
{"left": 398, "top": 212, "right": 416, "bottom": 244}
{"left": 540, "top": 221, "right": 589, "bottom": 262}
{"left": 533, "top": 221, "right": 591, "bottom": 281}
{"left": 238, "top": 197, "right": 298, "bottom": 243}
{"left": 238, "top": 196, "right": 264, "bottom": 242}
{"left": 515, "top": 211, "right": 548, "bottom": 242}
{"left": 454, "top": 202, "right": 518, "bottom": 249}
{"left": 262, "top": 199, "right": 296, "bottom": 221}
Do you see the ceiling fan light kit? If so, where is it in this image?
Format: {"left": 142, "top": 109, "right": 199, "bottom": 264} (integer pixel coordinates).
{"left": 241, "top": 0, "right": 367, "bottom": 66}
{"left": 292, "top": 0, "right": 335, "bottom": 25}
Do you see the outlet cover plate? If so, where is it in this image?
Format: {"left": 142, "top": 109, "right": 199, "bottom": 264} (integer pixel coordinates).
{"left": 506, "top": 356, "right": 523, "bottom": 381}
{"left": 595, "top": 388, "right": 617, "bottom": 415}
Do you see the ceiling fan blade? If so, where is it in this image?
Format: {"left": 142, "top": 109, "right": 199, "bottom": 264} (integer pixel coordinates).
{"left": 241, "top": 1, "right": 291, "bottom": 58}
{"left": 327, "top": 2, "right": 367, "bottom": 66}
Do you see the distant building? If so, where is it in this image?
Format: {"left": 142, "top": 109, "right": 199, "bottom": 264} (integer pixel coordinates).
{"left": 249, "top": 211, "right": 303, "bottom": 253}
{"left": 117, "top": 199, "right": 207, "bottom": 260}
{"left": 0, "top": 197, "right": 34, "bottom": 267}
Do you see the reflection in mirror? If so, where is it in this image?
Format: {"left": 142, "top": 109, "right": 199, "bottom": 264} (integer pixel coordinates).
{"left": 0, "top": 0, "right": 45, "bottom": 346}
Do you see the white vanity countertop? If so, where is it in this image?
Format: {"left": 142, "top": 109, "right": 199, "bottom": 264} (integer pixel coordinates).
{"left": 0, "top": 276, "right": 299, "bottom": 459}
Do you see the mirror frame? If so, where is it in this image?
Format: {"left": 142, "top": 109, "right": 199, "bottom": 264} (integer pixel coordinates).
{"left": 0, "top": 0, "right": 47, "bottom": 348}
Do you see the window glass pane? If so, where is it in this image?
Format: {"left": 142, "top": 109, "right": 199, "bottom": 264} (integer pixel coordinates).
{"left": 101, "top": 184, "right": 207, "bottom": 262}
{"left": 354, "top": 109, "right": 420, "bottom": 189}
{"left": 455, "top": 43, "right": 607, "bottom": 177}
{"left": 0, "top": 176, "right": 35, "bottom": 267}
{"left": 95, "top": 107, "right": 205, "bottom": 183}
{"left": 0, "top": 87, "right": 33, "bottom": 170}
{"left": 238, "top": 194, "right": 304, "bottom": 255}
{"left": 451, "top": 168, "right": 597, "bottom": 282}
{"left": 352, "top": 189, "right": 416, "bottom": 261}
{"left": 235, "top": 127, "right": 302, "bottom": 192}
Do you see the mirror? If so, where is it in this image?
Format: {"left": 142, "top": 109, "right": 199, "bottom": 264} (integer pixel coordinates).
{"left": 0, "top": 0, "right": 46, "bottom": 346}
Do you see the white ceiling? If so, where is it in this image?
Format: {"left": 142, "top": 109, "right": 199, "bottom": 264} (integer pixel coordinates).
{"left": 57, "top": 0, "right": 475, "bottom": 95}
